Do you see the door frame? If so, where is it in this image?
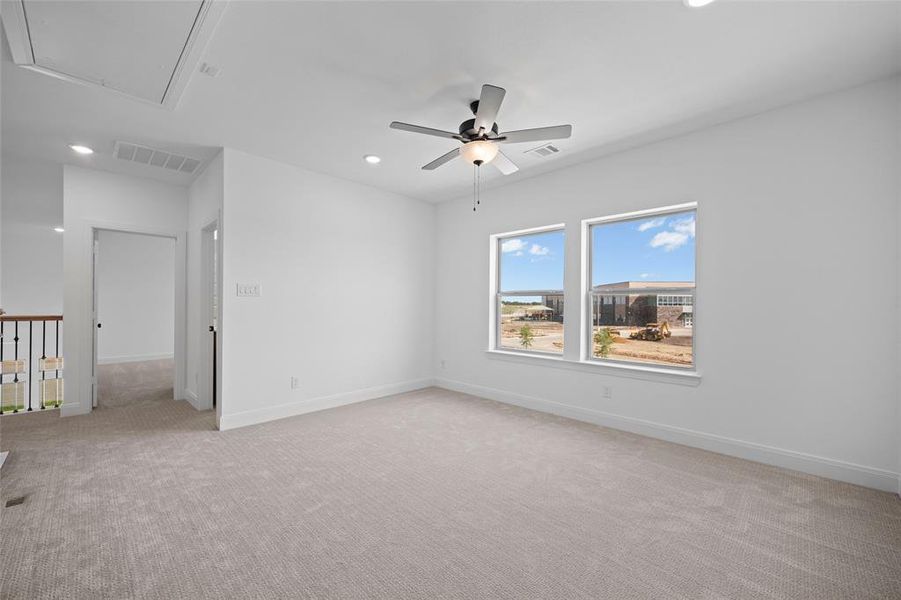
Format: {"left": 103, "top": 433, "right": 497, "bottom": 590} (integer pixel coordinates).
{"left": 91, "top": 233, "right": 99, "bottom": 408}
{"left": 88, "top": 223, "right": 186, "bottom": 410}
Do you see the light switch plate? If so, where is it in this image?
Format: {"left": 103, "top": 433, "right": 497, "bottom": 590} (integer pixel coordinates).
{"left": 236, "top": 283, "right": 261, "bottom": 297}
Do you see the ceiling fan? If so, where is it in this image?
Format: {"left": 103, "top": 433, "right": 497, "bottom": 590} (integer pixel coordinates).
{"left": 390, "top": 84, "right": 572, "bottom": 175}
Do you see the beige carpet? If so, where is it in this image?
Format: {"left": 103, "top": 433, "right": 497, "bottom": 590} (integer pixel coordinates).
{"left": 96, "top": 359, "right": 175, "bottom": 408}
{"left": 1, "top": 388, "right": 900, "bottom": 599}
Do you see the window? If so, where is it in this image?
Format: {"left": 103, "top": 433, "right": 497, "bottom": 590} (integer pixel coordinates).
{"left": 588, "top": 205, "right": 696, "bottom": 369}
{"left": 495, "top": 227, "right": 565, "bottom": 354}
{"left": 657, "top": 295, "right": 693, "bottom": 307}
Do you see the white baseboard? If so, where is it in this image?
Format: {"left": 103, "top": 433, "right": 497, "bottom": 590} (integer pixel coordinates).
{"left": 435, "top": 377, "right": 900, "bottom": 493}
{"left": 97, "top": 353, "right": 174, "bottom": 365}
{"left": 60, "top": 402, "right": 87, "bottom": 417}
{"left": 183, "top": 389, "right": 206, "bottom": 411}
{"left": 218, "top": 378, "right": 435, "bottom": 431}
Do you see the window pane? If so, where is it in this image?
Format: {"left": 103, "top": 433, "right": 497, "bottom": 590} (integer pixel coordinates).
{"left": 590, "top": 208, "right": 696, "bottom": 368}
{"left": 591, "top": 293, "right": 693, "bottom": 367}
{"left": 591, "top": 210, "right": 695, "bottom": 287}
{"left": 497, "top": 228, "right": 565, "bottom": 354}
{"left": 499, "top": 295, "right": 564, "bottom": 354}
{"left": 499, "top": 230, "right": 565, "bottom": 291}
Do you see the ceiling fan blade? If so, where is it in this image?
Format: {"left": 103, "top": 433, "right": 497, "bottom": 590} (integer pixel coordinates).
{"left": 492, "top": 150, "right": 519, "bottom": 175}
{"left": 422, "top": 147, "right": 460, "bottom": 170}
{"left": 390, "top": 121, "right": 462, "bottom": 140}
{"left": 498, "top": 124, "right": 572, "bottom": 144}
{"left": 473, "top": 84, "right": 506, "bottom": 134}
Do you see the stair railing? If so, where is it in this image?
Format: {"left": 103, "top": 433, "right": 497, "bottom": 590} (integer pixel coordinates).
{"left": 0, "top": 315, "right": 64, "bottom": 414}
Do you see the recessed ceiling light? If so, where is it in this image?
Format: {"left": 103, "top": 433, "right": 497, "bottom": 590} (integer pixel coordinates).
{"left": 684, "top": 0, "right": 717, "bottom": 6}
{"left": 363, "top": 155, "right": 381, "bottom": 165}
{"left": 69, "top": 144, "right": 94, "bottom": 155}
{"left": 53, "top": 227, "right": 65, "bottom": 233}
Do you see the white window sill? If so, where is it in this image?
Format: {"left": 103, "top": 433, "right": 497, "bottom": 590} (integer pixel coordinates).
{"left": 485, "top": 349, "right": 701, "bottom": 386}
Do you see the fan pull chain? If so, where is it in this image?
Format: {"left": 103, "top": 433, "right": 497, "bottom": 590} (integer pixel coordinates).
{"left": 471, "top": 162, "right": 485, "bottom": 212}
{"left": 473, "top": 163, "right": 477, "bottom": 212}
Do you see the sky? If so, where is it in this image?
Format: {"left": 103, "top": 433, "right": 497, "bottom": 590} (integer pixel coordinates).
{"left": 592, "top": 210, "right": 696, "bottom": 285}
{"left": 499, "top": 230, "right": 565, "bottom": 292}
{"left": 499, "top": 210, "right": 695, "bottom": 293}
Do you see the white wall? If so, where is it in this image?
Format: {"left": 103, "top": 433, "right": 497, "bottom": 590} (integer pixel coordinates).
{"left": 896, "top": 76, "right": 901, "bottom": 496}
{"left": 0, "top": 157, "right": 65, "bottom": 406}
{"left": 186, "top": 151, "right": 223, "bottom": 411}
{"left": 0, "top": 157, "right": 63, "bottom": 314}
{"left": 217, "top": 149, "right": 435, "bottom": 429}
{"left": 435, "top": 77, "right": 901, "bottom": 492}
{"left": 96, "top": 230, "right": 175, "bottom": 364}
{"left": 63, "top": 166, "right": 188, "bottom": 415}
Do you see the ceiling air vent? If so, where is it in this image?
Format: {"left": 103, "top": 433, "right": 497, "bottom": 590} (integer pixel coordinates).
{"left": 524, "top": 143, "right": 561, "bottom": 158}
{"left": 113, "top": 142, "right": 202, "bottom": 174}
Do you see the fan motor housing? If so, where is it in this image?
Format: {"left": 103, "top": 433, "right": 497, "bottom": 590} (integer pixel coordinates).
{"left": 459, "top": 118, "right": 499, "bottom": 139}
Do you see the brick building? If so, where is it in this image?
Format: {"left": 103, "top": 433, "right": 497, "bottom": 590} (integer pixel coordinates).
{"left": 542, "top": 281, "right": 694, "bottom": 327}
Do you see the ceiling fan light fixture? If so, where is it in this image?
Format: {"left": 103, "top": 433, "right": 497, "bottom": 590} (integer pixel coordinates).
{"left": 460, "top": 140, "right": 499, "bottom": 165}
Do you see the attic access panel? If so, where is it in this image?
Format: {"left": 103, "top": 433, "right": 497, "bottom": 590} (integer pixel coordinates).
{"left": 1, "top": 0, "right": 225, "bottom": 108}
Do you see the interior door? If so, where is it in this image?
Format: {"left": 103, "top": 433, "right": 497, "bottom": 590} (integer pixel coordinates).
{"left": 211, "top": 228, "right": 218, "bottom": 410}
{"left": 91, "top": 234, "right": 100, "bottom": 408}
{"left": 199, "top": 223, "right": 218, "bottom": 410}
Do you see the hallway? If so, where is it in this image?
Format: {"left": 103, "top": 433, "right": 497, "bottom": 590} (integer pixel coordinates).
{"left": 97, "top": 359, "right": 175, "bottom": 408}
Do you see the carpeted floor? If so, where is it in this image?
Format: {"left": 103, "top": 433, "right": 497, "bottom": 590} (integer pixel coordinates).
{"left": 1, "top": 387, "right": 900, "bottom": 599}
{"left": 97, "top": 359, "right": 175, "bottom": 408}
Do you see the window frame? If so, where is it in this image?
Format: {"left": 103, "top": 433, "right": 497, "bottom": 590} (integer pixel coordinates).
{"left": 490, "top": 224, "right": 566, "bottom": 357}
{"left": 583, "top": 202, "right": 698, "bottom": 372}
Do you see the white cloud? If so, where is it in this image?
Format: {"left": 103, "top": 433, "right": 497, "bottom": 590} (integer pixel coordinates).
{"left": 650, "top": 231, "right": 690, "bottom": 252}
{"left": 514, "top": 251, "right": 523, "bottom": 256}
{"left": 529, "top": 244, "right": 550, "bottom": 256}
{"left": 640, "top": 273, "right": 651, "bottom": 279}
{"left": 637, "top": 217, "right": 666, "bottom": 232}
{"left": 501, "top": 239, "right": 526, "bottom": 253}
{"left": 672, "top": 217, "right": 695, "bottom": 238}
{"left": 648, "top": 216, "right": 695, "bottom": 251}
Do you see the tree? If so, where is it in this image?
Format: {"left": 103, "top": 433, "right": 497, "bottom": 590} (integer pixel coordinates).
{"left": 594, "top": 327, "right": 615, "bottom": 357}
{"left": 519, "top": 324, "right": 534, "bottom": 348}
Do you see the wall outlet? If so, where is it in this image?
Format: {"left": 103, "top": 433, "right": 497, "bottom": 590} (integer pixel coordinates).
{"left": 602, "top": 386, "right": 612, "bottom": 399}
{"left": 236, "top": 283, "right": 261, "bottom": 297}
{"left": 290, "top": 376, "right": 300, "bottom": 390}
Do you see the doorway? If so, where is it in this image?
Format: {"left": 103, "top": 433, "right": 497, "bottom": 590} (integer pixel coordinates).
{"left": 92, "top": 230, "right": 178, "bottom": 409}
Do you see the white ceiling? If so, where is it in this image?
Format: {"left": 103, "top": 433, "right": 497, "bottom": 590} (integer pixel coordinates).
{"left": 2, "top": 1, "right": 900, "bottom": 201}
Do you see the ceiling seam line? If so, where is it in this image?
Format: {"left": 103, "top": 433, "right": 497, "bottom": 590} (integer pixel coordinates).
{"left": 20, "top": 0, "right": 35, "bottom": 63}
{"left": 160, "top": 1, "right": 206, "bottom": 104}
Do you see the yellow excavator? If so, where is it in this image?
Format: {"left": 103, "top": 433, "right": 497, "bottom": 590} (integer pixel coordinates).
{"left": 629, "top": 321, "right": 671, "bottom": 342}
